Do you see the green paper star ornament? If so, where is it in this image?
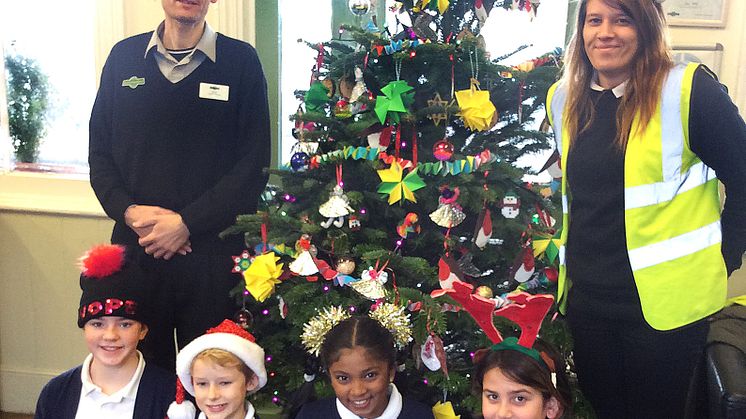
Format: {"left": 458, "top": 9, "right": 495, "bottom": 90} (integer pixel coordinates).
{"left": 374, "top": 80, "right": 414, "bottom": 124}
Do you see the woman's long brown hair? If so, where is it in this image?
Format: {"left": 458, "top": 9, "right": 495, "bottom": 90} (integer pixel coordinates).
{"left": 562, "top": 0, "right": 673, "bottom": 149}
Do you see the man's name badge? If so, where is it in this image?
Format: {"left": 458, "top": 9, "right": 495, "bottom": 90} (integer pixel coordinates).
{"left": 199, "top": 82, "right": 230, "bottom": 101}
{"left": 121, "top": 76, "right": 145, "bottom": 89}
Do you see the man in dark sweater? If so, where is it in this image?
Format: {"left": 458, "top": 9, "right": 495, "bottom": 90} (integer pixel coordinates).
{"left": 89, "top": 0, "right": 270, "bottom": 370}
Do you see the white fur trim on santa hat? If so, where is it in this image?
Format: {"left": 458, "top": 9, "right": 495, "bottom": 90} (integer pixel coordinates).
{"left": 175, "top": 332, "right": 267, "bottom": 396}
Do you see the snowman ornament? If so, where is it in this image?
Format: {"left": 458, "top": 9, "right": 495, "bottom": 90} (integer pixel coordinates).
{"left": 500, "top": 192, "right": 521, "bottom": 219}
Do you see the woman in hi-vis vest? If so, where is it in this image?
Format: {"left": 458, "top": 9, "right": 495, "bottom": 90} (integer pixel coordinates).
{"left": 546, "top": 1, "right": 746, "bottom": 418}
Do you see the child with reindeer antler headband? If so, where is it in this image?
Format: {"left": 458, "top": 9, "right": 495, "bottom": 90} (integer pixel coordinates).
{"left": 433, "top": 281, "right": 572, "bottom": 419}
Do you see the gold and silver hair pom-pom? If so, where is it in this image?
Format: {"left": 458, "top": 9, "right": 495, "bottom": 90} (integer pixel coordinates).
{"left": 300, "top": 303, "right": 412, "bottom": 355}
{"left": 301, "top": 306, "right": 351, "bottom": 356}
{"left": 369, "top": 302, "right": 412, "bottom": 349}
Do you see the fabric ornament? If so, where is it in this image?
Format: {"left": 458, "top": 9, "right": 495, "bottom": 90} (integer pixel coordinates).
{"left": 319, "top": 184, "right": 355, "bottom": 228}
{"left": 429, "top": 187, "right": 466, "bottom": 228}
{"left": 374, "top": 80, "right": 414, "bottom": 124}
{"left": 168, "top": 319, "right": 267, "bottom": 419}
{"left": 377, "top": 161, "right": 427, "bottom": 205}
{"left": 455, "top": 78, "right": 496, "bottom": 131}
{"left": 242, "top": 253, "right": 284, "bottom": 302}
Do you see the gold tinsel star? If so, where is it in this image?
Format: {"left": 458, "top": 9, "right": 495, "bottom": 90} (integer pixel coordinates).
{"left": 427, "top": 92, "right": 449, "bottom": 126}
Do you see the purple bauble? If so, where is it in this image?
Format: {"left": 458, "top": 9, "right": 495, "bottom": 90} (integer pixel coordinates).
{"left": 290, "top": 152, "right": 310, "bottom": 171}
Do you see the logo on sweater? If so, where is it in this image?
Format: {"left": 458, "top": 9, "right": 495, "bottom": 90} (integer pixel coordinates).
{"left": 121, "top": 76, "right": 145, "bottom": 89}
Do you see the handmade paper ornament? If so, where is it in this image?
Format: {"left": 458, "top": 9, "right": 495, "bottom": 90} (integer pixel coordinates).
{"left": 455, "top": 78, "right": 496, "bottom": 131}
{"left": 367, "top": 126, "right": 393, "bottom": 149}
{"left": 242, "top": 253, "right": 284, "bottom": 302}
{"left": 432, "top": 401, "right": 460, "bottom": 419}
{"left": 429, "top": 187, "right": 466, "bottom": 228}
{"left": 231, "top": 250, "right": 252, "bottom": 273}
{"left": 532, "top": 230, "right": 562, "bottom": 264}
{"left": 473, "top": 207, "right": 493, "bottom": 249}
{"left": 295, "top": 234, "right": 317, "bottom": 256}
{"left": 427, "top": 92, "right": 449, "bottom": 126}
{"left": 348, "top": 215, "right": 361, "bottom": 231}
{"left": 377, "top": 161, "right": 426, "bottom": 205}
{"left": 290, "top": 251, "right": 319, "bottom": 276}
{"left": 277, "top": 296, "right": 289, "bottom": 319}
{"left": 511, "top": 247, "right": 535, "bottom": 283}
{"left": 349, "top": 67, "right": 367, "bottom": 103}
{"left": 348, "top": 0, "right": 371, "bottom": 16}
{"left": 319, "top": 184, "right": 355, "bottom": 228}
{"left": 457, "top": 252, "right": 481, "bottom": 277}
{"left": 420, "top": 334, "right": 441, "bottom": 371}
{"left": 432, "top": 139, "right": 455, "bottom": 161}
{"left": 417, "top": 0, "right": 450, "bottom": 14}
{"left": 336, "top": 256, "right": 356, "bottom": 275}
{"left": 304, "top": 81, "right": 330, "bottom": 112}
{"left": 374, "top": 80, "right": 414, "bottom": 124}
{"left": 438, "top": 255, "right": 463, "bottom": 289}
{"left": 396, "top": 212, "right": 421, "bottom": 239}
{"left": 290, "top": 152, "right": 310, "bottom": 172}
{"left": 500, "top": 191, "right": 521, "bottom": 218}
{"left": 349, "top": 266, "right": 388, "bottom": 300}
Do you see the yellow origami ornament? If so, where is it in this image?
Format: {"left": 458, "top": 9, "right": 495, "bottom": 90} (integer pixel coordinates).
{"left": 432, "top": 401, "right": 460, "bottom": 419}
{"left": 455, "top": 78, "right": 496, "bottom": 131}
{"left": 418, "top": 0, "right": 450, "bottom": 14}
{"left": 377, "top": 160, "right": 427, "bottom": 205}
{"left": 242, "top": 253, "right": 284, "bottom": 302}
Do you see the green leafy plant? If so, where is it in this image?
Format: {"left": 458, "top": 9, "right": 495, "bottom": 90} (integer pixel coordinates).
{"left": 5, "top": 54, "right": 49, "bottom": 163}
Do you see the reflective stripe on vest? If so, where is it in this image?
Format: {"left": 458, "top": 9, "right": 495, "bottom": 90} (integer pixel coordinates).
{"left": 546, "top": 63, "right": 727, "bottom": 330}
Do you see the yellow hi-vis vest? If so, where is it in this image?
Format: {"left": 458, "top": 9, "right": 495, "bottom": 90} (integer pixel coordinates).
{"left": 546, "top": 63, "right": 727, "bottom": 330}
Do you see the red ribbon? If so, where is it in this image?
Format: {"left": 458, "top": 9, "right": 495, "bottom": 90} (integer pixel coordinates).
{"left": 412, "top": 130, "right": 418, "bottom": 166}
{"left": 336, "top": 164, "right": 343, "bottom": 187}
{"left": 260, "top": 223, "right": 268, "bottom": 253}
{"left": 395, "top": 127, "right": 401, "bottom": 160}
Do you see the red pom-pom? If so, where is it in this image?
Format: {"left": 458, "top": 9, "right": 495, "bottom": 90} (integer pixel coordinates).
{"left": 80, "top": 244, "right": 126, "bottom": 279}
{"left": 206, "top": 319, "right": 256, "bottom": 343}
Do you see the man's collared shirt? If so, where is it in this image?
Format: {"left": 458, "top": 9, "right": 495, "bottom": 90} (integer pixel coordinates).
{"left": 75, "top": 350, "right": 146, "bottom": 419}
{"left": 145, "top": 21, "right": 217, "bottom": 83}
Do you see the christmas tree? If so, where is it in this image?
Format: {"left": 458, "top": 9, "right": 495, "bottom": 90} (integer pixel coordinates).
{"left": 223, "top": 1, "right": 592, "bottom": 417}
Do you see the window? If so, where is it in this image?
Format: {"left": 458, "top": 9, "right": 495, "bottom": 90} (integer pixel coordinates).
{"left": 278, "top": 0, "right": 568, "bottom": 180}
{"left": 1, "top": 0, "right": 98, "bottom": 171}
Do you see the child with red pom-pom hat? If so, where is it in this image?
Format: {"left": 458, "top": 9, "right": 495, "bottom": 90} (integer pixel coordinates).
{"left": 34, "top": 244, "right": 174, "bottom": 419}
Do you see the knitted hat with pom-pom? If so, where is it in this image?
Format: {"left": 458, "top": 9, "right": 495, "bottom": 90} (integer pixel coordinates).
{"left": 167, "top": 319, "right": 267, "bottom": 419}
{"left": 77, "top": 244, "right": 151, "bottom": 328}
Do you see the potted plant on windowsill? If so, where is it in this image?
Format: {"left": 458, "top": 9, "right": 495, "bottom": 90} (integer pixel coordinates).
{"left": 5, "top": 53, "right": 49, "bottom": 163}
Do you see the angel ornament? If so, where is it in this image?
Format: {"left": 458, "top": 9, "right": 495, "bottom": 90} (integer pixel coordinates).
{"left": 429, "top": 186, "right": 466, "bottom": 228}
{"left": 319, "top": 184, "right": 355, "bottom": 228}
{"left": 349, "top": 266, "right": 389, "bottom": 300}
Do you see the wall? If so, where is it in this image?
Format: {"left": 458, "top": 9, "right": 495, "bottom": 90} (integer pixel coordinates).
{"left": 667, "top": 0, "right": 746, "bottom": 116}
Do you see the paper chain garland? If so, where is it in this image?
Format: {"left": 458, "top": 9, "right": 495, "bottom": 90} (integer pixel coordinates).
{"left": 282, "top": 146, "right": 493, "bottom": 177}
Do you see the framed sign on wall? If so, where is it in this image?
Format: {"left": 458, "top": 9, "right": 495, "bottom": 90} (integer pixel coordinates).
{"left": 663, "top": 0, "right": 728, "bottom": 27}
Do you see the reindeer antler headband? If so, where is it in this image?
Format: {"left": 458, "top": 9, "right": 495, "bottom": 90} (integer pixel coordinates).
{"left": 432, "top": 280, "right": 555, "bottom": 370}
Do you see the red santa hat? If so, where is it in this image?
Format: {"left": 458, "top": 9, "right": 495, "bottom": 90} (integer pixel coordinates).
{"left": 167, "top": 319, "right": 267, "bottom": 419}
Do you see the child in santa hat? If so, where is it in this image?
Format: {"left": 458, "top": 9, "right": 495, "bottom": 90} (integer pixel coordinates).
{"left": 168, "top": 319, "right": 267, "bottom": 419}
{"left": 35, "top": 244, "right": 174, "bottom": 419}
